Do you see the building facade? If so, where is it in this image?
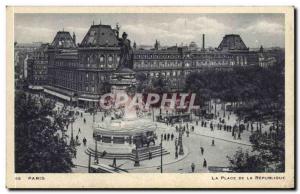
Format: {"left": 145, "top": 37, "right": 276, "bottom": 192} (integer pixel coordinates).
{"left": 27, "top": 43, "right": 49, "bottom": 90}
{"left": 132, "top": 34, "right": 259, "bottom": 90}
{"left": 26, "top": 23, "right": 267, "bottom": 108}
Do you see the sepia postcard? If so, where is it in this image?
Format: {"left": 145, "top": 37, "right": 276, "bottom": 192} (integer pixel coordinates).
{"left": 6, "top": 6, "right": 295, "bottom": 189}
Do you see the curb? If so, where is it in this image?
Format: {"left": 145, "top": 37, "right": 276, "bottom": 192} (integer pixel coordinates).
{"left": 192, "top": 132, "right": 252, "bottom": 146}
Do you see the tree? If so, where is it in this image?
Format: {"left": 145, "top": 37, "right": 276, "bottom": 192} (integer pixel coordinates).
{"left": 136, "top": 72, "right": 148, "bottom": 93}
{"left": 15, "top": 91, "right": 74, "bottom": 173}
{"left": 228, "top": 128, "right": 285, "bottom": 172}
{"left": 227, "top": 148, "right": 266, "bottom": 172}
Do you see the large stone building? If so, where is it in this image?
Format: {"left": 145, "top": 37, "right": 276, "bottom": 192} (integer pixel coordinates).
{"left": 133, "top": 34, "right": 259, "bottom": 90}
{"left": 27, "top": 23, "right": 266, "bottom": 108}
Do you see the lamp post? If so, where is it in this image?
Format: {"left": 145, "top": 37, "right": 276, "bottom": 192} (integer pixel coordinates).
{"left": 88, "top": 152, "right": 91, "bottom": 173}
{"left": 70, "top": 118, "right": 75, "bottom": 146}
{"left": 160, "top": 134, "right": 163, "bottom": 173}
{"left": 93, "top": 110, "right": 95, "bottom": 123}
{"left": 134, "top": 142, "right": 140, "bottom": 167}
{"left": 179, "top": 128, "right": 184, "bottom": 155}
{"left": 94, "top": 139, "right": 99, "bottom": 164}
{"left": 152, "top": 106, "right": 155, "bottom": 122}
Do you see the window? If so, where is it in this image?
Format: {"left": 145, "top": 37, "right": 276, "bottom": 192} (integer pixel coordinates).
{"left": 108, "top": 55, "right": 113, "bottom": 63}
{"left": 100, "top": 55, "right": 104, "bottom": 63}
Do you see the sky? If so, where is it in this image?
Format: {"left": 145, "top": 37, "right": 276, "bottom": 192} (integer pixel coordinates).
{"left": 14, "top": 13, "right": 285, "bottom": 48}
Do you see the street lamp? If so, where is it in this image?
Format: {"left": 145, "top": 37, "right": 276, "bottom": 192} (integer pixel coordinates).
{"left": 134, "top": 142, "right": 140, "bottom": 167}
{"left": 94, "top": 139, "right": 99, "bottom": 164}
{"left": 160, "top": 134, "right": 163, "bottom": 173}
{"left": 179, "top": 128, "right": 184, "bottom": 155}
{"left": 70, "top": 117, "right": 75, "bottom": 146}
{"left": 93, "top": 109, "right": 95, "bottom": 123}
{"left": 152, "top": 106, "right": 155, "bottom": 122}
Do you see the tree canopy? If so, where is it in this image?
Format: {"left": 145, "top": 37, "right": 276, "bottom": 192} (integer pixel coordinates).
{"left": 15, "top": 92, "right": 74, "bottom": 173}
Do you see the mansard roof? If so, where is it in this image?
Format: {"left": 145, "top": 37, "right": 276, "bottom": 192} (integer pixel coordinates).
{"left": 80, "top": 24, "right": 119, "bottom": 47}
{"left": 217, "top": 34, "right": 249, "bottom": 51}
{"left": 50, "top": 31, "right": 76, "bottom": 49}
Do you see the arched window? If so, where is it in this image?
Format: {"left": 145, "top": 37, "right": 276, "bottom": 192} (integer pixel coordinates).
{"left": 100, "top": 55, "right": 105, "bottom": 63}
{"left": 108, "top": 55, "right": 113, "bottom": 63}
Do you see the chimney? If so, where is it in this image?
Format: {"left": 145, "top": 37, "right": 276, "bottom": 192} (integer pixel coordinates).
{"left": 73, "top": 32, "right": 76, "bottom": 45}
{"left": 202, "top": 34, "right": 205, "bottom": 51}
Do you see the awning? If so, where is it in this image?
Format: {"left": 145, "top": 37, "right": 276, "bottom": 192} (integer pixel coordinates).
{"left": 28, "top": 85, "right": 44, "bottom": 90}
{"left": 78, "top": 97, "right": 99, "bottom": 102}
{"left": 44, "top": 88, "right": 71, "bottom": 101}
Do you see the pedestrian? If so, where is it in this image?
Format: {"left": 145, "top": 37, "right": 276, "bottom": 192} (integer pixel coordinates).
{"left": 191, "top": 163, "right": 195, "bottom": 173}
{"left": 203, "top": 159, "right": 207, "bottom": 168}
{"left": 175, "top": 150, "right": 178, "bottom": 159}
{"left": 81, "top": 112, "right": 83, "bottom": 117}
{"left": 191, "top": 126, "right": 194, "bottom": 132}
{"left": 200, "top": 147, "right": 204, "bottom": 155}
{"left": 83, "top": 118, "right": 86, "bottom": 124}
{"left": 112, "top": 157, "right": 117, "bottom": 167}
{"left": 149, "top": 151, "right": 152, "bottom": 160}
{"left": 78, "top": 128, "right": 81, "bottom": 134}
{"left": 83, "top": 137, "right": 87, "bottom": 146}
{"left": 211, "top": 139, "right": 215, "bottom": 146}
{"left": 74, "top": 149, "right": 77, "bottom": 159}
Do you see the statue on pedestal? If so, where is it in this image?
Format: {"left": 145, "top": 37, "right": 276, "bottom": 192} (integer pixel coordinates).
{"left": 118, "top": 32, "right": 133, "bottom": 70}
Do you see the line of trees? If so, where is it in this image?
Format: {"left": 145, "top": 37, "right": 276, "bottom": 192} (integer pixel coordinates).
{"left": 184, "top": 62, "right": 284, "bottom": 123}
{"left": 184, "top": 60, "right": 285, "bottom": 172}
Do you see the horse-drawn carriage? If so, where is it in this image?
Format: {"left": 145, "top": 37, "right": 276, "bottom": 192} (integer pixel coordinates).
{"left": 134, "top": 131, "right": 157, "bottom": 148}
